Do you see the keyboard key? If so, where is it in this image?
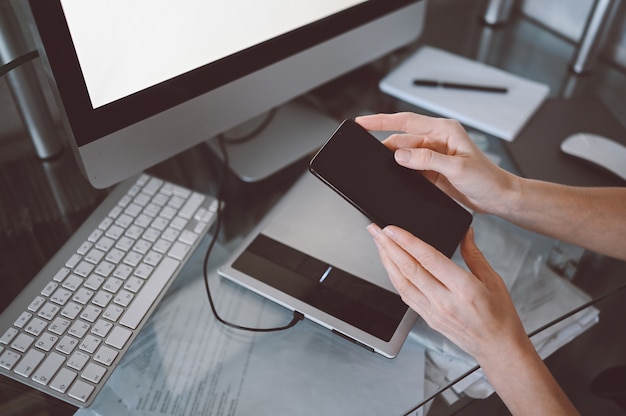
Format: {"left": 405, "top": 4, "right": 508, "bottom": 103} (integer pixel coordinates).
{"left": 144, "top": 250, "right": 163, "bottom": 267}
{"left": 67, "top": 351, "right": 90, "bottom": 371}
{"left": 105, "top": 225, "right": 124, "bottom": 240}
{"left": 87, "top": 229, "right": 103, "bottom": 243}
{"left": 56, "top": 335, "right": 78, "bottom": 355}
{"left": 179, "top": 192, "right": 205, "bottom": 219}
{"left": 162, "top": 228, "right": 180, "bottom": 242}
{"left": 14, "top": 312, "right": 32, "bottom": 329}
{"left": 35, "top": 333, "right": 58, "bottom": 352}
{"left": 153, "top": 239, "right": 172, "bottom": 254}
{"left": 93, "top": 345, "right": 118, "bottom": 367}
{"left": 14, "top": 349, "right": 45, "bottom": 377}
{"left": 53, "top": 268, "right": 71, "bottom": 283}
{"left": 132, "top": 239, "right": 152, "bottom": 255}
{"left": 84, "top": 274, "right": 105, "bottom": 291}
{"left": 60, "top": 302, "right": 82, "bottom": 320}
{"left": 91, "top": 320, "right": 113, "bottom": 338}
{"left": 123, "top": 251, "right": 142, "bottom": 267}
{"left": 24, "top": 318, "right": 48, "bottom": 337}
{"left": 0, "top": 350, "right": 21, "bottom": 370}
{"left": 168, "top": 241, "right": 191, "bottom": 261}
{"left": 115, "top": 236, "right": 134, "bottom": 251}
{"left": 49, "top": 317, "right": 71, "bottom": 336}
{"left": 31, "top": 352, "right": 65, "bottom": 385}
{"left": 134, "top": 263, "right": 153, "bottom": 279}
{"left": 102, "top": 305, "right": 124, "bottom": 322}
{"left": 68, "top": 321, "right": 90, "bottom": 338}
{"left": 0, "top": 327, "right": 19, "bottom": 345}
{"left": 50, "top": 368, "right": 77, "bottom": 393}
{"left": 11, "top": 333, "right": 35, "bottom": 352}
{"left": 72, "top": 288, "right": 94, "bottom": 305}
{"left": 84, "top": 248, "right": 105, "bottom": 265}
{"left": 143, "top": 177, "right": 161, "bottom": 194}
{"left": 38, "top": 302, "right": 60, "bottom": 320}
{"left": 95, "top": 261, "right": 115, "bottom": 277}
{"left": 76, "top": 241, "right": 93, "bottom": 256}
{"left": 92, "top": 291, "right": 113, "bottom": 308}
{"left": 119, "top": 257, "right": 179, "bottom": 329}
{"left": 79, "top": 335, "right": 102, "bottom": 354}
{"left": 123, "top": 277, "right": 143, "bottom": 293}
{"left": 179, "top": 230, "right": 199, "bottom": 245}
{"left": 41, "top": 282, "right": 59, "bottom": 297}
{"left": 73, "top": 261, "right": 94, "bottom": 278}
{"left": 102, "top": 277, "right": 124, "bottom": 294}
{"left": 95, "top": 236, "right": 114, "bottom": 252}
{"left": 68, "top": 379, "right": 95, "bottom": 403}
{"left": 62, "top": 275, "right": 84, "bottom": 291}
{"left": 82, "top": 362, "right": 106, "bottom": 383}
{"left": 105, "top": 326, "right": 132, "bottom": 350}
{"left": 65, "top": 254, "right": 81, "bottom": 269}
{"left": 105, "top": 248, "right": 125, "bottom": 264}
{"left": 113, "top": 290, "right": 133, "bottom": 307}
{"left": 50, "top": 289, "right": 72, "bottom": 306}
{"left": 28, "top": 296, "right": 46, "bottom": 312}
{"left": 80, "top": 305, "right": 102, "bottom": 323}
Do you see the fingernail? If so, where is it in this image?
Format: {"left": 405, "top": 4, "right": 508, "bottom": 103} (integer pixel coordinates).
{"left": 395, "top": 149, "right": 411, "bottom": 163}
{"left": 366, "top": 223, "right": 380, "bottom": 237}
{"left": 382, "top": 226, "right": 395, "bottom": 239}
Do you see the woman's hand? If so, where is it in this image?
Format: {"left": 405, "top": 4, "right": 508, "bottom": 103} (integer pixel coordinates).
{"left": 356, "top": 112, "right": 520, "bottom": 216}
{"left": 368, "top": 224, "right": 580, "bottom": 415}
{"left": 366, "top": 224, "right": 529, "bottom": 365}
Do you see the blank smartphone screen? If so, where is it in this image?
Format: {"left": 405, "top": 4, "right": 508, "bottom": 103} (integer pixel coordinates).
{"left": 309, "top": 119, "right": 472, "bottom": 258}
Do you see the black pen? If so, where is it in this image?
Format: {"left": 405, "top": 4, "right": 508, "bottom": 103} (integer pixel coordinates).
{"left": 412, "top": 79, "right": 508, "bottom": 94}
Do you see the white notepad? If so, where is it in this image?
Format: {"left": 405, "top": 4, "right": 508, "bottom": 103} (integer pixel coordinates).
{"left": 380, "top": 46, "right": 550, "bottom": 141}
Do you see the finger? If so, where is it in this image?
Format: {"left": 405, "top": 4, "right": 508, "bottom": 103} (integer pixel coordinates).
{"left": 367, "top": 224, "right": 432, "bottom": 312}
{"left": 393, "top": 147, "right": 463, "bottom": 179}
{"left": 356, "top": 112, "right": 443, "bottom": 136}
{"left": 460, "top": 228, "right": 501, "bottom": 286}
{"left": 371, "top": 225, "right": 449, "bottom": 298}
{"left": 376, "top": 237, "right": 431, "bottom": 314}
{"left": 382, "top": 225, "right": 469, "bottom": 291}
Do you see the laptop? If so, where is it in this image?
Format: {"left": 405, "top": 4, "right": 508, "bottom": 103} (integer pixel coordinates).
{"left": 218, "top": 172, "right": 418, "bottom": 358}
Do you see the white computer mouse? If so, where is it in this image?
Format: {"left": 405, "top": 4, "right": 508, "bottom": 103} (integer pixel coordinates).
{"left": 560, "top": 132, "right": 626, "bottom": 181}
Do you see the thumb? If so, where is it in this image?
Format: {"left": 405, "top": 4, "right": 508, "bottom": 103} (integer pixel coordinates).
{"left": 394, "top": 148, "right": 457, "bottom": 177}
{"left": 460, "top": 228, "right": 499, "bottom": 285}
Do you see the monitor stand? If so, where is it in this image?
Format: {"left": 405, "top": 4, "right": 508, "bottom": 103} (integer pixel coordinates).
{"left": 206, "top": 98, "right": 338, "bottom": 182}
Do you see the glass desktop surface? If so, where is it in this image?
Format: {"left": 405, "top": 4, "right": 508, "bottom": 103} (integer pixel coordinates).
{"left": 2, "top": 1, "right": 626, "bottom": 415}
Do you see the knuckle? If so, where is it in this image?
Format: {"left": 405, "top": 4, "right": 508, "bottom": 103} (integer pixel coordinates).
{"left": 398, "top": 260, "right": 419, "bottom": 280}
{"left": 416, "top": 252, "right": 438, "bottom": 271}
{"left": 415, "top": 149, "right": 434, "bottom": 167}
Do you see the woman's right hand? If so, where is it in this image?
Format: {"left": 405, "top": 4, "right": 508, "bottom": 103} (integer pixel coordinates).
{"left": 355, "top": 112, "right": 520, "bottom": 216}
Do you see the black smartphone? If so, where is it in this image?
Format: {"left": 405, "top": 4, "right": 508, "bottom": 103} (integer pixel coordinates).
{"left": 309, "top": 119, "right": 472, "bottom": 258}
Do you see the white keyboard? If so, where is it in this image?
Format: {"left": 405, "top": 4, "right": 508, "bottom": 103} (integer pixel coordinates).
{"left": 0, "top": 173, "right": 219, "bottom": 407}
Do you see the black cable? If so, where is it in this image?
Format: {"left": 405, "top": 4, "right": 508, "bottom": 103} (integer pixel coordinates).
{"left": 401, "top": 280, "right": 626, "bottom": 416}
{"left": 0, "top": 50, "right": 39, "bottom": 78}
{"left": 220, "top": 108, "right": 278, "bottom": 145}
{"left": 202, "top": 134, "right": 304, "bottom": 332}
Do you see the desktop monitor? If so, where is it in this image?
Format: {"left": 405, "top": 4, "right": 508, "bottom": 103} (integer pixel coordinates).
{"left": 27, "top": 0, "right": 426, "bottom": 188}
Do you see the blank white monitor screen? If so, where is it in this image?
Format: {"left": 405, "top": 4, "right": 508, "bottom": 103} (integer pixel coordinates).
{"left": 62, "top": 1, "right": 366, "bottom": 109}
{"left": 28, "top": 0, "right": 425, "bottom": 188}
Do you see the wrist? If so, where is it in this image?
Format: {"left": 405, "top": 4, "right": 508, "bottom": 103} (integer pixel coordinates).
{"left": 488, "top": 170, "right": 525, "bottom": 220}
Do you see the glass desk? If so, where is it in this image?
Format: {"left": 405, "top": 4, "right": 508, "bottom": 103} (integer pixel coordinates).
{"left": 2, "top": 1, "right": 626, "bottom": 414}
